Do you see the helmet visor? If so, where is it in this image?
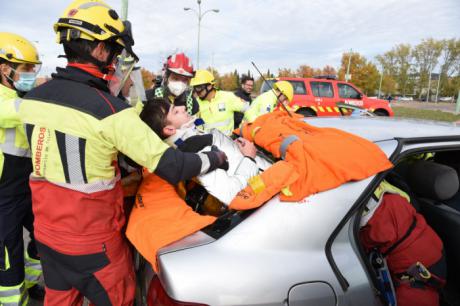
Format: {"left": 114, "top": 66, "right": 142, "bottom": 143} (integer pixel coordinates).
{"left": 14, "top": 63, "right": 42, "bottom": 74}
{"left": 108, "top": 49, "right": 136, "bottom": 97}
{"left": 128, "top": 67, "right": 146, "bottom": 104}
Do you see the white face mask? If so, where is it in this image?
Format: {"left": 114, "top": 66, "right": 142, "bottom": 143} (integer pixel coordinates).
{"left": 168, "top": 80, "right": 188, "bottom": 96}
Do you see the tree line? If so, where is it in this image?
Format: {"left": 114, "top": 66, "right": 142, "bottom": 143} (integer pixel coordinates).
{"left": 141, "top": 38, "right": 460, "bottom": 100}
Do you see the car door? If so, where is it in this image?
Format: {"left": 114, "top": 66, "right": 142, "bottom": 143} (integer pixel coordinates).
{"left": 309, "top": 81, "right": 337, "bottom": 116}
{"left": 328, "top": 140, "right": 399, "bottom": 306}
{"left": 336, "top": 82, "right": 364, "bottom": 108}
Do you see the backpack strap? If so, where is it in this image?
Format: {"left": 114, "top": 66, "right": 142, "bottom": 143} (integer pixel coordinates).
{"left": 382, "top": 216, "right": 417, "bottom": 257}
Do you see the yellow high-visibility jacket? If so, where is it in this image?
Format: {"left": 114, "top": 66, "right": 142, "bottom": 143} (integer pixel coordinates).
{"left": 243, "top": 90, "right": 278, "bottom": 123}
{"left": 197, "top": 90, "right": 249, "bottom": 136}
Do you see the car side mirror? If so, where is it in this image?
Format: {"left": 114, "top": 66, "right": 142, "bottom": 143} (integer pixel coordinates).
{"left": 358, "top": 93, "right": 363, "bottom": 100}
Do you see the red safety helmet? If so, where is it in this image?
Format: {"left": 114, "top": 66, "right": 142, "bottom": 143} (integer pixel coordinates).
{"left": 166, "top": 53, "right": 194, "bottom": 77}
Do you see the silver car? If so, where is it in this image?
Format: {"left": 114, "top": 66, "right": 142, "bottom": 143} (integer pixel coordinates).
{"left": 143, "top": 117, "right": 460, "bottom": 306}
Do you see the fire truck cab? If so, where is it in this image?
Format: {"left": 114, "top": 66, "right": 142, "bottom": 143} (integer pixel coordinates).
{"left": 260, "top": 76, "right": 393, "bottom": 117}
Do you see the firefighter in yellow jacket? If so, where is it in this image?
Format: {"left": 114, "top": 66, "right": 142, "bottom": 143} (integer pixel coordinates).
{"left": 17, "top": 1, "right": 228, "bottom": 305}
{"left": 244, "top": 80, "right": 294, "bottom": 123}
{"left": 0, "top": 32, "right": 44, "bottom": 305}
{"left": 191, "top": 70, "right": 249, "bottom": 136}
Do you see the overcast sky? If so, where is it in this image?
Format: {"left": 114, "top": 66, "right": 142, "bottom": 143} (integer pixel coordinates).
{"left": 1, "top": 0, "right": 459, "bottom": 76}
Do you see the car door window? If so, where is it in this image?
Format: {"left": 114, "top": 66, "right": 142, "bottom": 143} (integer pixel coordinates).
{"left": 288, "top": 80, "right": 307, "bottom": 95}
{"left": 310, "top": 81, "right": 334, "bottom": 98}
{"left": 338, "top": 83, "right": 361, "bottom": 99}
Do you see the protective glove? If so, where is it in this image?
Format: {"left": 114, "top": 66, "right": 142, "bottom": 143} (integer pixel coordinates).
{"left": 203, "top": 146, "right": 229, "bottom": 172}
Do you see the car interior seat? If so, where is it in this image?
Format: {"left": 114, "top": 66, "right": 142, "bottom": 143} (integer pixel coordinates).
{"left": 434, "top": 151, "right": 460, "bottom": 212}
{"left": 384, "top": 162, "right": 421, "bottom": 211}
{"left": 407, "top": 160, "right": 460, "bottom": 303}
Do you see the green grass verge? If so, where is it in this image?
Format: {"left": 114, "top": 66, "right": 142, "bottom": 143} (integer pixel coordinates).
{"left": 392, "top": 106, "right": 460, "bottom": 122}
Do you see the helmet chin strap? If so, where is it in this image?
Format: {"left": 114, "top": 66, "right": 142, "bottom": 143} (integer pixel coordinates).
{"left": 1, "top": 63, "right": 17, "bottom": 89}
{"left": 65, "top": 42, "right": 118, "bottom": 75}
{"left": 200, "top": 84, "right": 213, "bottom": 100}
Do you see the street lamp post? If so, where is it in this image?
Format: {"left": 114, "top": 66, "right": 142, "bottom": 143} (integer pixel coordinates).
{"left": 345, "top": 48, "right": 352, "bottom": 82}
{"left": 378, "top": 67, "right": 384, "bottom": 99}
{"left": 184, "top": 0, "right": 219, "bottom": 69}
{"left": 434, "top": 71, "right": 441, "bottom": 103}
{"left": 426, "top": 62, "right": 433, "bottom": 102}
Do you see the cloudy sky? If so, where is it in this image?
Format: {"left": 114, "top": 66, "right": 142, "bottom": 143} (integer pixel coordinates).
{"left": 1, "top": 0, "right": 459, "bottom": 76}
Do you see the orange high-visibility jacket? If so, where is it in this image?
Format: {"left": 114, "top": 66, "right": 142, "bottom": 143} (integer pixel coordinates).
{"left": 126, "top": 173, "right": 216, "bottom": 271}
{"left": 235, "top": 112, "right": 393, "bottom": 205}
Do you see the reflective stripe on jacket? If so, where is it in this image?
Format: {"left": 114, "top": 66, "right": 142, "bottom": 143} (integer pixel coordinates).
{"left": 0, "top": 84, "right": 31, "bottom": 196}
{"left": 243, "top": 90, "right": 277, "bottom": 123}
{"left": 198, "top": 90, "right": 249, "bottom": 136}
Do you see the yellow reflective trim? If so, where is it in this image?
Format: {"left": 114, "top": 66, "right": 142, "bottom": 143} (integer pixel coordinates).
{"left": 24, "top": 251, "right": 41, "bottom": 265}
{"left": 326, "top": 107, "right": 333, "bottom": 112}
{"left": 281, "top": 186, "right": 293, "bottom": 196}
{"left": 334, "top": 107, "right": 339, "bottom": 112}
{"left": 318, "top": 106, "right": 325, "bottom": 112}
{"left": 373, "top": 180, "right": 410, "bottom": 203}
{"left": 0, "top": 151, "right": 4, "bottom": 179}
{"left": 0, "top": 281, "right": 28, "bottom": 306}
{"left": 251, "top": 127, "right": 261, "bottom": 140}
{"left": 248, "top": 175, "right": 265, "bottom": 195}
{"left": 311, "top": 106, "right": 317, "bottom": 112}
{"left": 1, "top": 246, "right": 10, "bottom": 271}
{"left": 369, "top": 108, "right": 374, "bottom": 112}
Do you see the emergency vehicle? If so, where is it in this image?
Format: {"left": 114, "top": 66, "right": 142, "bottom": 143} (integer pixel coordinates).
{"left": 261, "top": 76, "right": 394, "bottom": 117}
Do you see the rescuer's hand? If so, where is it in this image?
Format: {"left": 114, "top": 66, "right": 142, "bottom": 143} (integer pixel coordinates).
{"left": 203, "top": 146, "right": 229, "bottom": 172}
{"left": 235, "top": 138, "right": 257, "bottom": 159}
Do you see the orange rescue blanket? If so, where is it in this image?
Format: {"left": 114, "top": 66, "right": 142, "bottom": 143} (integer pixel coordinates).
{"left": 230, "top": 112, "right": 393, "bottom": 209}
{"left": 126, "top": 173, "right": 216, "bottom": 271}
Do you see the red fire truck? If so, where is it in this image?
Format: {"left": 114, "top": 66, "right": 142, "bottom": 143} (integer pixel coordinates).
{"left": 261, "top": 76, "right": 393, "bottom": 116}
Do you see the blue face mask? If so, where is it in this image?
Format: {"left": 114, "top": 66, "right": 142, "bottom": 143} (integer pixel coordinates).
{"left": 13, "top": 72, "right": 37, "bottom": 92}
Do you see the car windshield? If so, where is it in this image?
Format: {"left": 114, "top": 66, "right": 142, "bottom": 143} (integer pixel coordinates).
{"left": 261, "top": 80, "right": 306, "bottom": 95}
{"left": 260, "top": 80, "right": 276, "bottom": 94}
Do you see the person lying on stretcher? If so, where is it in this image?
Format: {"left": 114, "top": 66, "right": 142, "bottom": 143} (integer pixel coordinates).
{"left": 139, "top": 98, "right": 271, "bottom": 206}
{"left": 125, "top": 97, "right": 272, "bottom": 270}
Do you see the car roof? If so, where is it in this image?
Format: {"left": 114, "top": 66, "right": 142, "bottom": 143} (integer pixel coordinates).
{"left": 278, "top": 77, "right": 341, "bottom": 82}
{"left": 305, "top": 116, "right": 460, "bottom": 142}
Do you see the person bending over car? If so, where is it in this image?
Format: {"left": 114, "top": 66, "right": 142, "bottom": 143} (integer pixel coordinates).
{"left": 126, "top": 97, "right": 270, "bottom": 270}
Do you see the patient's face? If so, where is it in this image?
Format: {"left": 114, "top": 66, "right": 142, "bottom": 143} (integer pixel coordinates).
{"left": 166, "top": 105, "right": 191, "bottom": 129}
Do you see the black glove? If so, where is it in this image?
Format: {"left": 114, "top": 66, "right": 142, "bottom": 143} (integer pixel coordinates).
{"left": 203, "top": 146, "right": 229, "bottom": 172}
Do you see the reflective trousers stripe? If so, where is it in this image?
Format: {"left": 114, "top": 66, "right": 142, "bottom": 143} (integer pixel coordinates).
{"left": 0, "top": 282, "right": 29, "bottom": 306}
{"left": 0, "top": 128, "right": 30, "bottom": 157}
{"left": 24, "top": 266, "right": 42, "bottom": 287}
{"left": 24, "top": 251, "right": 42, "bottom": 288}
